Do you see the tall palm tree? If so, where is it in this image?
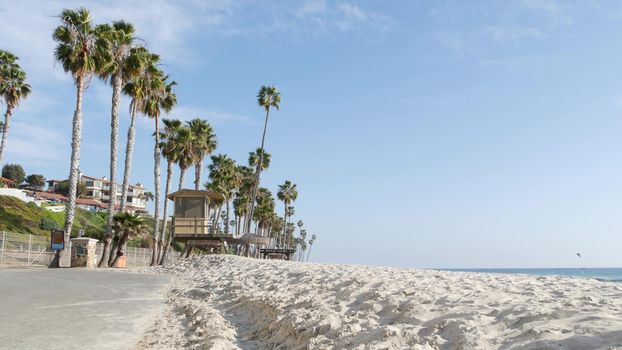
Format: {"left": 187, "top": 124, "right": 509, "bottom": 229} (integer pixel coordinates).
{"left": 52, "top": 8, "right": 106, "bottom": 267}
{"left": 110, "top": 212, "right": 149, "bottom": 267}
{"left": 277, "top": 180, "right": 298, "bottom": 244}
{"left": 187, "top": 118, "right": 217, "bottom": 190}
{"left": 141, "top": 73, "right": 177, "bottom": 266}
{"left": 119, "top": 47, "right": 159, "bottom": 211}
{"left": 157, "top": 118, "right": 182, "bottom": 264}
{"left": 0, "top": 54, "right": 31, "bottom": 163}
{"left": 102, "top": 47, "right": 155, "bottom": 268}
{"left": 95, "top": 20, "right": 135, "bottom": 267}
{"left": 247, "top": 85, "right": 281, "bottom": 233}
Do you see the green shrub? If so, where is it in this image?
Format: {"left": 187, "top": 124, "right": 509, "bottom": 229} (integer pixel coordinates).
{"left": 39, "top": 216, "right": 60, "bottom": 231}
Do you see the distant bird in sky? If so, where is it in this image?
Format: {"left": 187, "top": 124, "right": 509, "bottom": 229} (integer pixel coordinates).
{"left": 576, "top": 253, "right": 581, "bottom": 258}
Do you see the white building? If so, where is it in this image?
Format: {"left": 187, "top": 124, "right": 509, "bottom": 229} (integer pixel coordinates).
{"left": 46, "top": 173, "right": 150, "bottom": 215}
{"left": 80, "top": 175, "right": 149, "bottom": 214}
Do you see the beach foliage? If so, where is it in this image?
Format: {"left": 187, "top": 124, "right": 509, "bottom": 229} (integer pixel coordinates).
{"left": 2, "top": 163, "right": 25, "bottom": 184}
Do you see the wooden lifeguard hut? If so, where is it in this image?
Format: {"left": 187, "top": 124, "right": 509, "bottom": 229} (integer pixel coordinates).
{"left": 167, "top": 189, "right": 233, "bottom": 256}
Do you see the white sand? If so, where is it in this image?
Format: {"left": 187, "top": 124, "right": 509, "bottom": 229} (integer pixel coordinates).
{"left": 136, "top": 255, "right": 622, "bottom": 349}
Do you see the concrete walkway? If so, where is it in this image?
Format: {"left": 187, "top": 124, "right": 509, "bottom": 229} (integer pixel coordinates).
{"left": 0, "top": 268, "right": 170, "bottom": 350}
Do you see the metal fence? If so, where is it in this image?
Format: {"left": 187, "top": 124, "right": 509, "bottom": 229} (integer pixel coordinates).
{"left": 0, "top": 231, "right": 179, "bottom": 267}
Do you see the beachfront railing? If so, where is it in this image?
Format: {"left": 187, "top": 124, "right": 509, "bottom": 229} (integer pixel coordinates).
{"left": 0, "top": 231, "right": 178, "bottom": 267}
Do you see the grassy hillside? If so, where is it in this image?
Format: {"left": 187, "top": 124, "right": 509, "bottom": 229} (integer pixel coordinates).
{"left": 0, "top": 195, "right": 154, "bottom": 247}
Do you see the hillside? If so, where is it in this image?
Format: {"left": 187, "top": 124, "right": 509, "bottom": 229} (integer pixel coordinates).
{"left": 0, "top": 195, "right": 153, "bottom": 247}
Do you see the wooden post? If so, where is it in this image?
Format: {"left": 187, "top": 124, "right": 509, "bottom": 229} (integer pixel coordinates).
{"left": 28, "top": 234, "right": 32, "bottom": 265}
{"left": 1, "top": 231, "right": 5, "bottom": 264}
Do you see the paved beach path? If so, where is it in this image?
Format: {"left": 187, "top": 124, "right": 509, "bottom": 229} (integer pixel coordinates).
{"left": 0, "top": 268, "right": 170, "bottom": 350}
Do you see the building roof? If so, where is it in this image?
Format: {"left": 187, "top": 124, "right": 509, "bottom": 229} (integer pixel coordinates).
{"left": 75, "top": 198, "right": 102, "bottom": 207}
{"left": 74, "top": 198, "right": 145, "bottom": 212}
{"left": 0, "top": 177, "right": 16, "bottom": 187}
{"left": 35, "top": 191, "right": 68, "bottom": 202}
{"left": 166, "top": 189, "right": 225, "bottom": 201}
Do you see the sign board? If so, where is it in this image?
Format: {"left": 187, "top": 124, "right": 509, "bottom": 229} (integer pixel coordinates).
{"left": 51, "top": 229, "right": 65, "bottom": 250}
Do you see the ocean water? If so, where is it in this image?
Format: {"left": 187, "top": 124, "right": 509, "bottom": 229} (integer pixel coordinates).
{"left": 440, "top": 268, "right": 622, "bottom": 282}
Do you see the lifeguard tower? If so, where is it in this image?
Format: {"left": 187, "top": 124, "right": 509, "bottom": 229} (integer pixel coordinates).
{"left": 167, "top": 189, "right": 233, "bottom": 255}
{"left": 167, "top": 189, "right": 285, "bottom": 259}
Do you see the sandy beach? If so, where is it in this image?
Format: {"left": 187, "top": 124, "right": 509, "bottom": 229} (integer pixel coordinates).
{"left": 136, "top": 256, "right": 622, "bottom": 349}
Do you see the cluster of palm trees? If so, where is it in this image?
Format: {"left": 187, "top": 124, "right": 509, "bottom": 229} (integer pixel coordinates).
{"left": 0, "top": 50, "right": 31, "bottom": 164}
{"left": 50, "top": 8, "right": 177, "bottom": 267}
{"left": 157, "top": 117, "right": 217, "bottom": 263}
{"left": 41, "top": 7, "right": 318, "bottom": 266}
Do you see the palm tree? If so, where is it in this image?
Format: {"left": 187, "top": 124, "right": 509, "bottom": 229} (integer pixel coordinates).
{"left": 187, "top": 118, "right": 217, "bottom": 190}
{"left": 142, "top": 191, "right": 154, "bottom": 202}
{"left": 235, "top": 165, "right": 255, "bottom": 233}
{"left": 52, "top": 8, "right": 106, "bottom": 267}
{"left": 253, "top": 188, "right": 275, "bottom": 237}
{"left": 0, "top": 53, "right": 31, "bottom": 163}
{"left": 119, "top": 47, "right": 159, "bottom": 211}
{"left": 277, "top": 180, "right": 298, "bottom": 244}
{"left": 205, "top": 181, "right": 225, "bottom": 233}
{"left": 296, "top": 227, "right": 307, "bottom": 261}
{"left": 306, "top": 234, "right": 316, "bottom": 262}
{"left": 158, "top": 118, "right": 182, "bottom": 264}
{"left": 0, "top": 50, "right": 17, "bottom": 66}
{"left": 207, "top": 154, "right": 240, "bottom": 234}
{"left": 175, "top": 125, "right": 194, "bottom": 190}
{"left": 233, "top": 194, "right": 249, "bottom": 236}
{"left": 142, "top": 73, "right": 177, "bottom": 266}
{"left": 95, "top": 20, "right": 135, "bottom": 267}
{"left": 248, "top": 148, "right": 271, "bottom": 171}
{"left": 110, "top": 212, "right": 149, "bottom": 267}
{"left": 296, "top": 220, "right": 304, "bottom": 255}
{"left": 247, "top": 85, "right": 281, "bottom": 233}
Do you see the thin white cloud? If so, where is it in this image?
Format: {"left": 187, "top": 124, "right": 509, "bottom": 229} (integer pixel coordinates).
{"left": 485, "top": 25, "right": 543, "bottom": 44}
{"left": 165, "top": 106, "right": 255, "bottom": 126}
{"left": 292, "top": 1, "right": 394, "bottom": 35}
{"left": 5, "top": 121, "right": 66, "bottom": 167}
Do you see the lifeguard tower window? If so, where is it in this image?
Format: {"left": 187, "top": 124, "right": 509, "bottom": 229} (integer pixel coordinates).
{"left": 175, "top": 197, "right": 205, "bottom": 218}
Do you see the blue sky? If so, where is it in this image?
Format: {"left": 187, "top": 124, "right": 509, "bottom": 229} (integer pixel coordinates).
{"left": 2, "top": 0, "right": 622, "bottom": 268}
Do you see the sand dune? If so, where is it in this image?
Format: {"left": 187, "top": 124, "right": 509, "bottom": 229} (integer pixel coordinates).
{"left": 137, "top": 256, "right": 622, "bottom": 349}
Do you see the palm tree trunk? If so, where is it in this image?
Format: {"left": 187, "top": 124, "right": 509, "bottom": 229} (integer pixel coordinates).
{"left": 158, "top": 160, "right": 174, "bottom": 265}
{"left": 214, "top": 205, "right": 222, "bottom": 234}
{"left": 178, "top": 167, "right": 186, "bottom": 190}
{"left": 225, "top": 200, "right": 230, "bottom": 234}
{"left": 119, "top": 103, "right": 137, "bottom": 212}
{"left": 100, "top": 72, "right": 122, "bottom": 268}
{"left": 282, "top": 202, "right": 288, "bottom": 246}
{"left": 111, "top": 231, "right": 130, "bottom": 268}
{"left": 0, "top": 106, "right": 13, "bottom": 164}
{"left": 246, "top": 107, "right": 270, "bottom": 233}
{"left": 151, "top": 116, "right": 161, "bottom": 266}
{"left": 194, "top": 160, "right": 202, "bottom": 190}
{"left": 107, "top": 237, "right": 118, "bottom": 267}
{"left": 52, "top": 76, "right": 85, "bottom": 268}
{"left": 306, "top": 244, "right": 313, "bottom": 262}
